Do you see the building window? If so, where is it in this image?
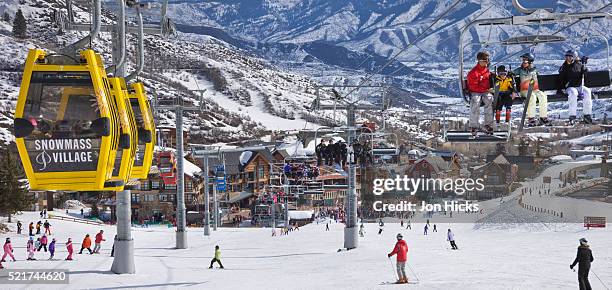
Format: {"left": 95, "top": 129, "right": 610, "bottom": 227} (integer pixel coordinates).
{"left": 185, "top": 182, "right": 193, "bottom": 192}
{"left": 159, "top": 194, "right": 167, "bottom": 202}
{"left": 143, "top": 194, "right": 156, "bottom": 202}
{"left": 140, "top": 182, "right": 150, "bottom": 191}
{"left": 151, "top": 181, "right": 160, "bottom": 189}
{"left": 131, "top": 193, "right": 139, "bottom": 203}
{"left": 258, "top": 166, "right": 265, "bottom": 179}
{"left": 165, "top": 183, "right": 177, "bottom": 190}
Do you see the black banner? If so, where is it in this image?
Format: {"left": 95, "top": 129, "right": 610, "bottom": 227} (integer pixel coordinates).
{"left": 25, "top": 138, "right": 101, "bottom": 172}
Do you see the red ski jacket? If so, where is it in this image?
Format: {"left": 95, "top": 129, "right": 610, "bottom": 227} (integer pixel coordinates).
{"left": 466, "top": 64, "right": 491, "bottom": 93}
{"left": 389, "top": 240, "right": 409, "bottom": 262}
{"left": 95, "top": 233, "right": 104, "bottom": 243}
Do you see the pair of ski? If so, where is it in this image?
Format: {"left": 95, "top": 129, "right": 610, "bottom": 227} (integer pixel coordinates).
{"left": 380, "top": 281, "right": 419, "bottom": 285}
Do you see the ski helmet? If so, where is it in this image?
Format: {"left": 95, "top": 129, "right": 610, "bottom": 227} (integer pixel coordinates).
{"left": 396, "top": 233, "right": 403, "bottom": 240}
{"left": 497, "top": 65, "right": 507, "bottom": 73}
{"left": 476, "top": 51, "right": 490, "bottom": 61}
{"left": 520, "top": 52, "right": 535, "bottom": 63}
{"left": 579, "top": 238, "right": 588, "bottom": 244}
{"left": 565, "top": 50, "right": 578, "bottom": 58}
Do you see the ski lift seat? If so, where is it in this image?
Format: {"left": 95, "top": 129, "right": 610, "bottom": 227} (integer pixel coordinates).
{"left": 511, "top": 70, "right": 611, "bottom": 103}
{"left": 446, "top": 131, "right": 509, "bottom": 143}
{"left": 371, "top": 148, "right": 399, "bottom": 156}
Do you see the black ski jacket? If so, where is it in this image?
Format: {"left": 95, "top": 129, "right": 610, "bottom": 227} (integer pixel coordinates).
{"left": 571, "top": 245, "right": 593, "bottom": 269}
{"left": 558, "top": 61, "right": 587, "bottom": 89}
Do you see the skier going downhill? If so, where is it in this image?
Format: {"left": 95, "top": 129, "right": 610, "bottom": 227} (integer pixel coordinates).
{"left": 388, "top": 233, "right": 409, "bottom": 284}
{"left": 2, "top": 238, "right": 16, "bottom": 262}
{"left": 570, "top": 238, "right": 594, "bottom": 290}
{"left": 209, "top": 245, "right": 224, "bottom": 269}
{"left": 448, "top": 229, "right": 458, "bottom": 250}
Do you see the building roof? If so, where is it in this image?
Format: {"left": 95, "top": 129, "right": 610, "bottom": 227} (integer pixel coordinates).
{"left": 208, "top": 148, "right": 275, "bottom": 175}
{"left": 492, "top": 154, "right": 510, "bottom": 165}
{"left": 416, "top": 156, "right": 450, "bottom": 173}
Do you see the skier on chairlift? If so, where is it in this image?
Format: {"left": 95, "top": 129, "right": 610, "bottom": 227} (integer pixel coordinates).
{"left": 466, "top": 51, "right": 495, "bottom": 137}
{"left": 557, "top": 50, "right": 592, "bottom": 125}
{"left": 494, "top": 65, "right": 517, "bottom": 124}
{"left": 513, "top": 53, "right": 551, "bottom": 127}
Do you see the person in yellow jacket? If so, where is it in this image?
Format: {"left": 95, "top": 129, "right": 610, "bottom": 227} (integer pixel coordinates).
{"left": 493, "top": 66, "right": 518, "bottom": 124}
{"left": 512, "top": 53, "right": 551, "bottom": 127}
{"left": 209, "top": 245, "right": 224, "bottom": 269}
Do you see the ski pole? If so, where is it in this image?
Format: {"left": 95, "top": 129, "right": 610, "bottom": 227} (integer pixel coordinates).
{"left": 388, "top": 257, "right": 398, "bottom": 281}
{"left": 591, "top": 269, "right": 610, "bottom": 290}
{"left": 407, "top": 263, "right": 420, "bottom": 282}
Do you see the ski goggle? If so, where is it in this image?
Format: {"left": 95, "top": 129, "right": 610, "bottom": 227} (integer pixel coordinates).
{"left": 498, "top": 72, "right": 508, "bottom": 76}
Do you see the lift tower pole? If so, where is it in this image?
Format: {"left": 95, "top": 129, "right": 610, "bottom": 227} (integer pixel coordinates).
{"left": 154, "top": 90, "right": 206, "bottom": 248}
{"left": 312, "top": 84, "right": 384, "bottom": 250}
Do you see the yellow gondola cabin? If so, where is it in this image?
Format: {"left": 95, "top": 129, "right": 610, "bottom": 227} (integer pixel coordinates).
{"left": 14, "top": 49, "right": 123, "bottom": 191}
{"left": 128, "top": 82, "right": 156, "bottom": 179}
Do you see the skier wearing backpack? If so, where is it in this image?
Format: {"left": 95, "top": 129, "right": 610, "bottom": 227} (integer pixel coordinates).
{"left": 570, "top": 238, "right": 594, "bottom": 290}
{"left": 388, "top": 233, "right": 409, "bottom": 284}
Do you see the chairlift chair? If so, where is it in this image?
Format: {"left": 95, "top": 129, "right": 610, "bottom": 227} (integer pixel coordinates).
{"left": 157, "top": 150, "right": 177, "bottom": 185}
{"left": 450, "top": 3, "right": 612, "bottom": 142}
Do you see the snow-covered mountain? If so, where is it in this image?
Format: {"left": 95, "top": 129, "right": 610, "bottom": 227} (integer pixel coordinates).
{"left": 164, "top": 0, "right": 612, "bottom": 97}
{"left": 0, "top": 0, "right": 351, "bottom": 146}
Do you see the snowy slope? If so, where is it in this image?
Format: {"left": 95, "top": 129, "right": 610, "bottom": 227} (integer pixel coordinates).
{"left": 1, "top": 211, "right": 611, "bottom": 289}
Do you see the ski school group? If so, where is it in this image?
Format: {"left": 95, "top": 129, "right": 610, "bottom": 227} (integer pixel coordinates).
{"left": 0, "top": 218, "right": 110, "bottom": 269}
{"left": 466, "top": 49, "right": 593, "bottom": 137}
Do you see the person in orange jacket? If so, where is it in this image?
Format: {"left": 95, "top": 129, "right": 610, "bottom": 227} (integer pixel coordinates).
{"left": 79, "top": 234, "right": 92, "bottom": 254}
{"left": 388, "top": 233, "right": 409, "bottom": 284}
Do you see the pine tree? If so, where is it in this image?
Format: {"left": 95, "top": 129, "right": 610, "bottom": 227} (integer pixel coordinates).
{"left": 2, "top": 11, "right": 10, "bottom": 23}
{"left": 12, "top": 9, "right": 27, "bottom": 39}
{"left": 0, "top": 149, "right": 33, "bottom": 223}
{"left": 90, "top": 203, "right": 99, "bottom": 218}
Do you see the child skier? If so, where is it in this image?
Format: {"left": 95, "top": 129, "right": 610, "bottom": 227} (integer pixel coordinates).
{"left": 423, "top": 224, "right": 428, "bottom": 235}
{"left": 388, "top": 233, "right": 409, "bottom": 284}
{"left": 378, "top": 219, "right": 384, "bottom": 235}
{"left": 466, "top": 51, "right": 495, "bottom": 136}
{"left": 28, "top": 222, "right": 34, "bottom": 236}
{"left": 36, "top": 221, "right": 42, "bottom": 235}
{"left": 38, "top": 234, "right": 48, "bottom": 252}
{"left": 494, "top": 65, "right": 517, "bottom": 124}
{"left": 17, "top": 221, "right": 22, "bottom": 234}
{"left": 359, "top": 223, "right": 365, "bottom": 237}
{"left": 79, "top": 234, "right": 93, "bottom": 254}
{"left": 93, "top": 230, "right": 105, "bottom": 254}
{"left": 65, "top": 238, "right": 74, "bottom": 260}
{"left": 43, "top": 220, "right": 51, "bottom": 235}
{"left": 209, "top": 245, "right": 224, "bottom": 269}
{"left": 448, "top": 229, "right": 458, "bottom": 250}
{"left": 27, "top": 237, "right": 36, "bottom": 260}
{"left": 2, "top": 238, "right": 16, "bottom": 262}
{"left": 513, "top": 53, "right": 550, "bottom": 127}
{"left": 49, "top": 238, "right": 56, "bottom": 260}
